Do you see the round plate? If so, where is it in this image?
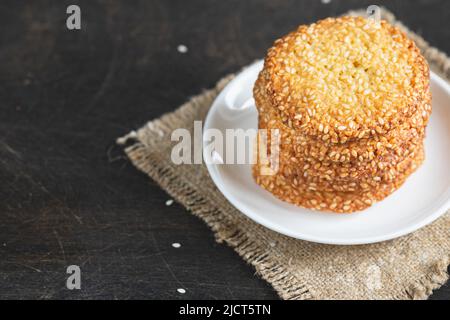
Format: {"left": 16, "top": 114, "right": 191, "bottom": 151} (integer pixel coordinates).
{"left": 203, "top": 60, "right": 450, "bottom": 245}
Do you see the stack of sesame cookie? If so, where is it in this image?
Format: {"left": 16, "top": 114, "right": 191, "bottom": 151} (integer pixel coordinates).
{"left": 253, "top": 16, "right": 431, "bottom": 213}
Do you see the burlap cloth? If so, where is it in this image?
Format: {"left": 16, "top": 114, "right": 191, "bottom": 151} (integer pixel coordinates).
{"left": 117, "top": 8, "right": 450, "bottom": 300}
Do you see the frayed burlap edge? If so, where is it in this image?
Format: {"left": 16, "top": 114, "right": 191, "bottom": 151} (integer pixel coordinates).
{"left": 117, "top": 8, "right": 450, "bottom": 300}
{"left": 406, "top": 256, "right": 449, "bottom": 300}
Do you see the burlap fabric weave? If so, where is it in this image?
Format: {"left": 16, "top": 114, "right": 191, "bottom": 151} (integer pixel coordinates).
{"left": 118, "top": 8, "right": 450, "bottom": 300}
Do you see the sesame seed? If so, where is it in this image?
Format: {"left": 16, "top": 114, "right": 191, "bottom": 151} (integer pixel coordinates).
{"left": 177, "top": 44, "right": 188, "bottom": 53}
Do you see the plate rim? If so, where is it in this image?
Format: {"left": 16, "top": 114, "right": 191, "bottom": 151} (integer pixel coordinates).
{"left": 203, "top": 61, "right": 450, "bottom": 245}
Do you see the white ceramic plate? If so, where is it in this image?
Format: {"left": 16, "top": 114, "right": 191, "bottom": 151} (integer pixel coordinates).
{"left": 203, "top": 60, "right": 450, "bottom": 245}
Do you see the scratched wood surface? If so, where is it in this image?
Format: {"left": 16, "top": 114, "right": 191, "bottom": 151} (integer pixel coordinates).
{"left": 0, "top": 0, "right": 448, "bottom": 300}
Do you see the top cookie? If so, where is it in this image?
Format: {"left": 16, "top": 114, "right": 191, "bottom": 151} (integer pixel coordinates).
{"left": 260, "top": 16, "right": 430, "bottom": 143}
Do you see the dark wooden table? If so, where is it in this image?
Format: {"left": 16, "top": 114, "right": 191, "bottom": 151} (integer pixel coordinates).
{"left": 0, "top": 0, "right": 448, "bottom": 300}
